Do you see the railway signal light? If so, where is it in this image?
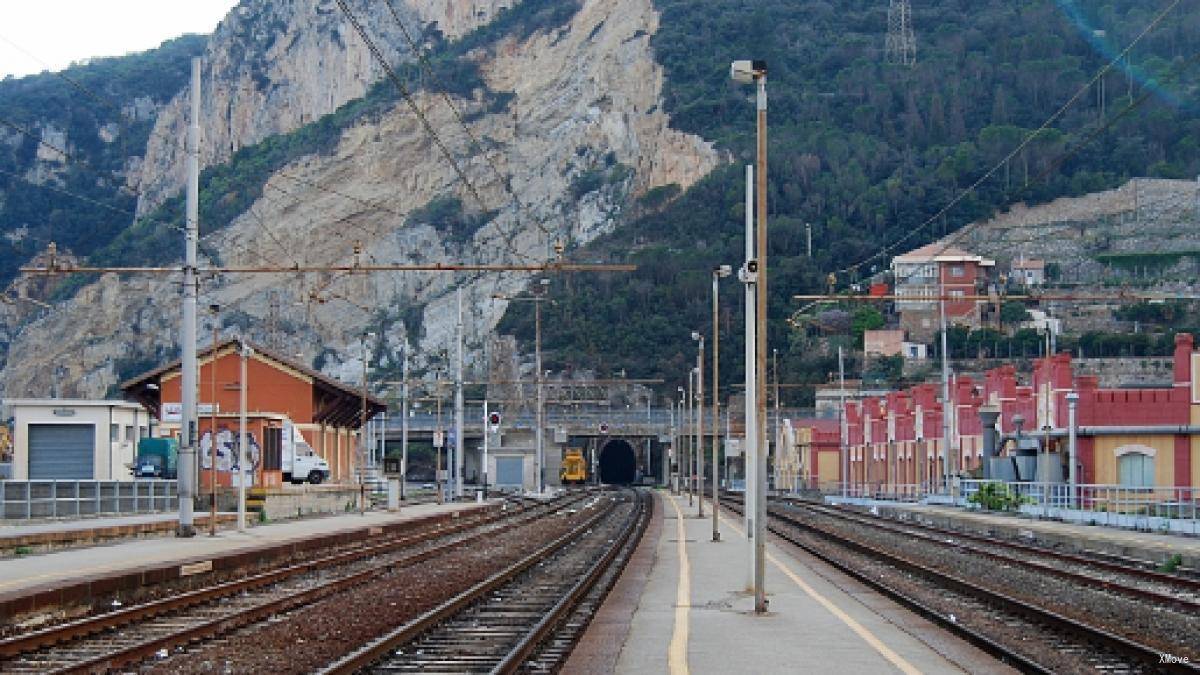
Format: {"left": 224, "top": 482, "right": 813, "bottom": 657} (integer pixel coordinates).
{"left": 488, "top": 411, "right": 501, "bottom": 432}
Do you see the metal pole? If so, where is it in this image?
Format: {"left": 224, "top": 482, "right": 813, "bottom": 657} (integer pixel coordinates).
{"left": 839, "top": 346, "right": 847, "bottom": 498}
{"left": 697, "top": 337, "right": 705, "bottom": 518}
{"left": 209, "top": 309, "right": 218, "bottom": 536}
{"left": 177, "top": 57, "right": 201, "bottom": 538}
{"left": 482, "top": 399, "right": 489, "bottom": 500}
{"left": 401, "top": 342, "right": 409, "bottom": 501}
{"left": 712, "top": 273, "right": 721, "bottom": 541}
{"left": 454, "top": 288, "right": 464, "bottom": 500}
{"left": 669, "top": 401, "right": 677, "bottom": 493}
{"left": 742, "top": 163, "right": 756, "bottom": 592}
{"left": 436, "top": 374, "right": 443, "bottom": 504}
{"left": 237, "top": 341, "right": 249, "bottom": 532}
{"left": 1067, "top": 391, "right": 1079, "bottom": 508}
{"left": 753, "top": 72, "right": 769, "bottom": 614}
{"left": 360, "top": 335, "right": 368, "bottom": 515}
{"left": 940, "top": 281, "right": 952, "bottom": 492}
{"left": 535, "top": 290, "right": 544, "bottom": 494}
{"left": 773, "top": 347, "right": 780, "bottom": 491}
{"left": 687, "top": 371, "right": 694, "bottom": 505}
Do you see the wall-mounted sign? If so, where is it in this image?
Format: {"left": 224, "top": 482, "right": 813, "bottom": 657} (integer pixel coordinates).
{"left": 52, "top": 408, "right": 76, "bottom": 417}
{"left": 162, "top": 403, "right": 219, "bottom": 422}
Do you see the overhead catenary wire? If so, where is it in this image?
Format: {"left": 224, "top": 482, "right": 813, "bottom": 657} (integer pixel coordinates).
{"left": 335, "top": 0, "right": 537, "bottom": 266}
{"left": 831, "top": 0, "right": 1183, "bottom": 286}
{"left": 380, "top": 0, "right": 553, "bottom": 243}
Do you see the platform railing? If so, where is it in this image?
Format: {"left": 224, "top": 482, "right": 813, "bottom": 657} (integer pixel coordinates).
{"left": 0, "top": 480, "right": 179, "bottom": 520}
{"left": 818, "top": 479, "right": 1200, "bottom": 535}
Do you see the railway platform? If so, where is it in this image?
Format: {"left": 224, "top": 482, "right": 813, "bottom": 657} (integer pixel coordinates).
{"left": 0, "top": 500, "right": 488, "bottom": 623}
{"left": 0, "top": 512, "right": 236, "bottom": 555}
{"left": 574, "top": 491, "right": 1009, "bottom": 675}
{"left": 870, "top": 502, "right": 1200, "bottom": 571}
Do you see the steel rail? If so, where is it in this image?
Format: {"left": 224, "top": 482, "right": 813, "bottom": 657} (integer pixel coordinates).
{"left": 490, "top": 490, "right": 650, "bottom": 674}
{"left": 724, "top": 495, "right": 1196, "bottom": 674}
{"left": 319, "top": 494, "right": 626, "bottom": 674}
{"left": 40, "top": 495, "right": 584, "bottom": 675}
{"left": 790, "top": 500, "right": 1200, "bottom": 611}
{"left": 0, "top": 495, "right": 578, "bottom": 671}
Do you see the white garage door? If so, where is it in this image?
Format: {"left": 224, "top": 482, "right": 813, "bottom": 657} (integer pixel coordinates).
{"left": 29, "top": 424, "right": 95, "bottom": 479}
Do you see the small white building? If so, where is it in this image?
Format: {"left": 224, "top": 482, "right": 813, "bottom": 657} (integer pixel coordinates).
{"left": 7, "top": 399, "right": 150, "bottom": 480}
{"left": 1012, "top": 258, "right": 1046, "bottom": 287}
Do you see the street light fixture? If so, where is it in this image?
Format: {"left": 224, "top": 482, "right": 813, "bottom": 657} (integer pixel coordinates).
{"left": 731, "top": 56, "right": 769, "bottom": 614}
{"left": 711, "top": 265, "right": 732, "bottom": 542}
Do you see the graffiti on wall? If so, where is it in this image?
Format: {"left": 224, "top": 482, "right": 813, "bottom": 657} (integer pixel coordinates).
{"left": 200, "top": 426, "right": 262, "bottom": 483}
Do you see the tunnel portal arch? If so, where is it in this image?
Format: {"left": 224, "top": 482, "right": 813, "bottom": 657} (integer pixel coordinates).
{"left": 598, "top": 439, "right": 637, "bottom": 485}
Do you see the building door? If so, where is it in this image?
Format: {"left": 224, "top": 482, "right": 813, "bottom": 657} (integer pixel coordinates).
{"left": 495, "top": 456, "right": 523, "bottom": 486}
{"left": 28, "top": 424, "right": 95, "bottom": 479}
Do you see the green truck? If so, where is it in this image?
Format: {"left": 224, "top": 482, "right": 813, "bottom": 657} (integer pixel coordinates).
{"left": 134, "top": 437, "right": 178, "bottom": 479}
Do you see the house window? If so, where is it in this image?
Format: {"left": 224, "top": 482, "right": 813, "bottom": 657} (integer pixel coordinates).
{"left": 950, "top": 265, "right": 965, "bottom": 277}
{"left": 1117, "top": 452, "right": 1154, "bottom": 488}
{"left": 125, "top": 425, "right": 135, "bottom": 442}
{"left": 110, "top": 424, "right": 119, "bottom": 442}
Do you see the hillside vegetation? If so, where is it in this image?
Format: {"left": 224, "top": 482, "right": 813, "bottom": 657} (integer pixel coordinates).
{"left": 0, "top": 35, "right": 207, "bottom": 285}
{"left": 499, "top": 0, "right": 1200, "bottom": 403}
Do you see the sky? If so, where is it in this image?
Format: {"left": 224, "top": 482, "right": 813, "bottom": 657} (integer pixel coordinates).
{"left": 0, "top": 0, "right": 239, "bottom": 79}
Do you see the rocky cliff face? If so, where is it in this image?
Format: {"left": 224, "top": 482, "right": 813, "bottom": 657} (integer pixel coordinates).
{"left": 1, "top": 0, "right": 717, "bottom": 399}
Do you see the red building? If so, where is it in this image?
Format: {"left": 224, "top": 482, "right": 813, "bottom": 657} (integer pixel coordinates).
{"left": 892, "top": 242, "right": 995, "bottom": 341}
{"left": 122, "top": 339, "right": 385, "bottom": 489}
{"left": 818, "top": 334, "right": 1200, "bottom": 493}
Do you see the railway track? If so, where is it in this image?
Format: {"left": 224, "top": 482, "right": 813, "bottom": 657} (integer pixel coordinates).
{"left": 722, "top": 493, "right": 1197, "bottom": 673}
{"left": 0, "top": 493, "right": 585, "bottom": 673}
{"left": 323, "top": 488, "right": 649, "bottom": 674}
{"left": 781, "top": 498, "right": 1200, "bottom": 611}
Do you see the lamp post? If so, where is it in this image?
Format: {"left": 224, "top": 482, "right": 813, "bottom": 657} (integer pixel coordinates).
{"left": 493, "top": 281, "right": 550, "bottom": 494}
{"left": 712, "top": 265, "right": 731, "bottom": 541}
{"left": 731, "top": 57, "right": 768, "bottom": 614}
{"left": 692, "top": 333, "right": 705, "bottom": 518}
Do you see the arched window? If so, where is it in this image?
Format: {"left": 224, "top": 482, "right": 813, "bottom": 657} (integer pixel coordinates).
{"left": 1115, "top": 447, "right": 1155, "bottom": 488}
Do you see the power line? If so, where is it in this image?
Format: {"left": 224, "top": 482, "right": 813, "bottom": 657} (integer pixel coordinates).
{"left": 833, "top": 0, "right": 1183, "bottom": 285}
{"left": 335, "top": 0, "right": 536, "bottom": 266}
{"left": 381, "top": 0, "right": 553, "bottom": 245}
{"left": 0, "top": 167, "right": 134, "bottom": 219}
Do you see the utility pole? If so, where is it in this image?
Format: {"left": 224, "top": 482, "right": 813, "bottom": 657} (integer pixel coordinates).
{"left": 360, "top": 333, "right": 371, "bottom": 515}
{"left": 694, "top": 333, "right": 705, "bottom": 519}
{"left": 752, "top": 65, "right": 769, "bottom": 615}
{"left": 773, "top": 347, "right": 780, "bottom": 491}
{"left": 454, "top": 288, "right": 464, "bottom": 500}
{"left": 686, "top": 372, "right": 694, "bottom": 506}
{"left": 400, "top": 340, "right": 409, "bottom": 501}
{"left": 482, "top": 399, "right": 489, "bottom": 499}
{"left": 741, "top": 163, "right": 757, "bottom": 592}
{"left": 209, "top": 304, "right": 219, "bottom": 537}
{"left": 806, "top": 223, "right": 812, "bottom": 258}
{"left": 839, "top": 346, "right": 847, "bottom": 498}
{"left": 712, "top": 267, "right": 729, "bottom": 541}
{"left": 237, "top": 341, "right": 251, "bottom": 532}
{"left": 940, "top": 285, "right": 952, "bottom": 492}
{"left": 885, "top": 0, "right": 917, "bottom": 66}
{"left": 535, "top": 279, "right": 546, "bottom": 494}
{"left": 177, "top": 57, "right": 201, "bottom": 538}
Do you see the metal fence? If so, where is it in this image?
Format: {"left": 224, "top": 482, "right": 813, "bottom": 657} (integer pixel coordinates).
{"left": 819, "top": 480, "right": 1200, "bottom": 535}
{"left": 0, "top": 480, "right": 179, "bottom": 520}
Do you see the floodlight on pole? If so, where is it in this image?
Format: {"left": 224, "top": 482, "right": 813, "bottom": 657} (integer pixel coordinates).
{"left": 731, "top": 56, "right": 769, "bottom": 615}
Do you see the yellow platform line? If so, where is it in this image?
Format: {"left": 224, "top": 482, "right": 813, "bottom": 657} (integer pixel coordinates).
{"left": 667, "top": 492, "right": 691, "bottom": 675}
{"left": 720, "top": 513, "right": 922, "bottom": 675}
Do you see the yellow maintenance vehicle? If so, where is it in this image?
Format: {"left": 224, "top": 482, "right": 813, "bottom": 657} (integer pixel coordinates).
{"left": 560, "top": 448, "right": 588, "bottom": 485}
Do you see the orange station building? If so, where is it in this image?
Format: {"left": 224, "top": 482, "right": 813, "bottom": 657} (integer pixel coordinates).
{"left": 121, "top": 339, "right": 385, "bottom": 490}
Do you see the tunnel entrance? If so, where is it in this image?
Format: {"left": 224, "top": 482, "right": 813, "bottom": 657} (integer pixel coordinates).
{"left": 599, "top": 439, "right": 637, "bottom": 485}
